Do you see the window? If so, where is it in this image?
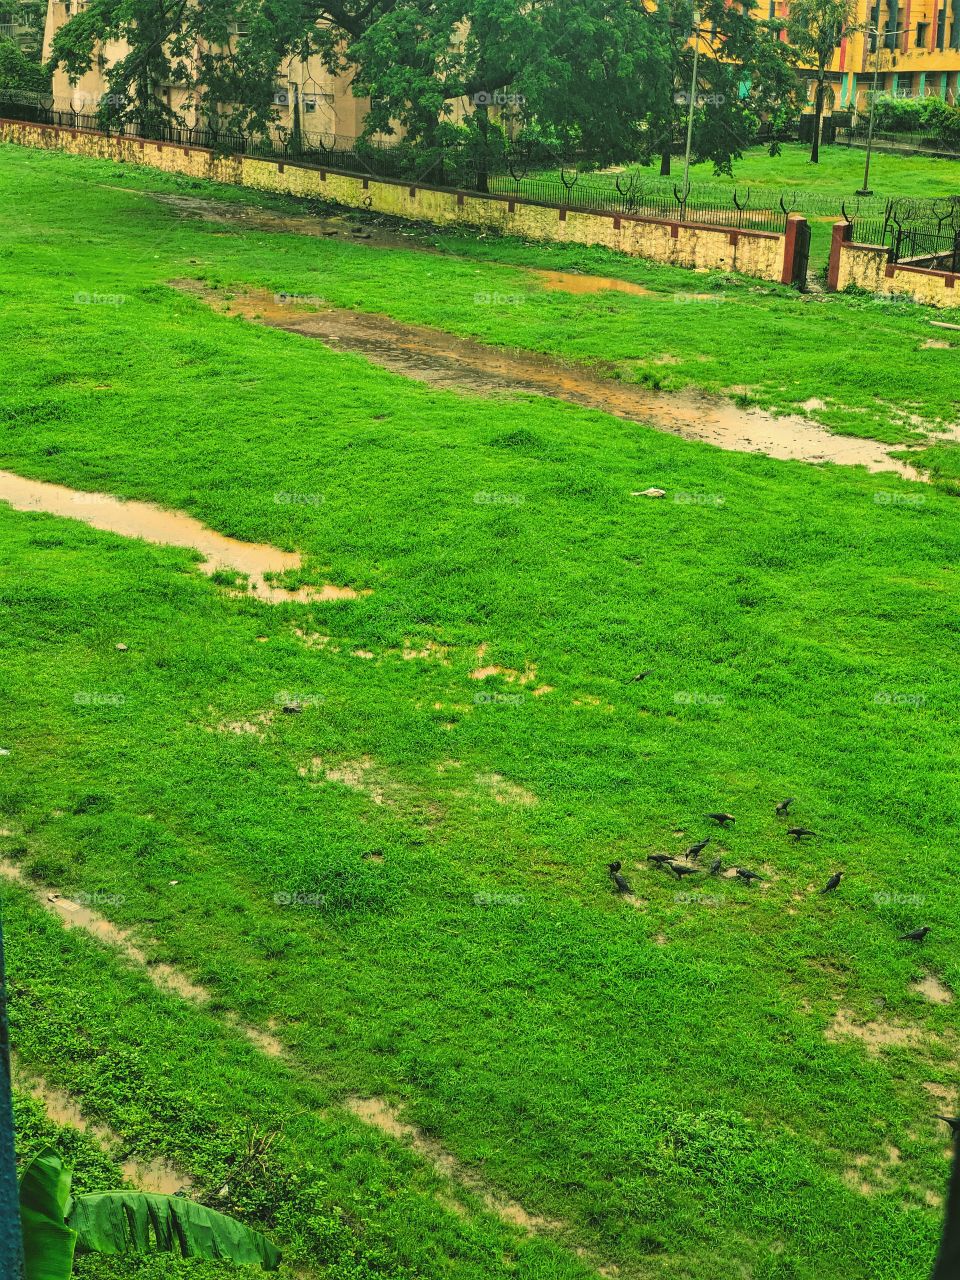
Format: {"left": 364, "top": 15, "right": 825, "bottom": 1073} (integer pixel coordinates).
{"left": 915, "top": 21, "right": 928, "bottom": 45}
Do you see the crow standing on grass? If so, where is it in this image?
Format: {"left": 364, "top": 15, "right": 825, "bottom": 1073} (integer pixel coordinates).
{"left": 709, "top": 857, "right": 722, "bottom": 876}
{"left": 821, "top": 872, "right": 844, "bottom": 893}
{"left": 900, "top": 926, "right": 931, "bottom": 942}
{"left": 736, "top": 868, "right": 763, "bottom": 884}
{"left": 608, "top": 862, "right": 633, "bottom": 894}
{"left": 706, "top": 813, "right": 735, "bottom": 827}
{"left": 628, "top": 669, "right": 653, "bottom": 683}
{"left": 788, "top": 827, "right": 816, "bottom": 841}
{"left": 686, "top": 837, "right": 711, "bottom": 861}
{"left": 775, "top": 798, "right": 794, "bottom": 816}
{"left": 670, "top": 862, "right": 702, "bottom": 879}
{"left": 647, "top": 854, "right": 673, "bottom": 867}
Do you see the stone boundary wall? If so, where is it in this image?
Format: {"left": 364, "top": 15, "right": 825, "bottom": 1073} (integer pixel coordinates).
{"left": 827, "top": 220, "right": 960, "bottom": 309}
{"left": 1, "top": 117, "right": 806, "bottom": 286}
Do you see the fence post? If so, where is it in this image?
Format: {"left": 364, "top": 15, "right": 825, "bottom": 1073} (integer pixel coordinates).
{"left": 781, "top": 215, "right": 810, "bottom": 287}
{"left": 826, "top": 219, "right": 853, "bottom": 291}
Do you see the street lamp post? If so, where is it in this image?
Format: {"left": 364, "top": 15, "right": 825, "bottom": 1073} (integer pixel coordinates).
{"left": 856, "top": 24, "right": 910, "bottom": 196}
{"left": 680, "top": 7, "right": 702, "bottom": 209}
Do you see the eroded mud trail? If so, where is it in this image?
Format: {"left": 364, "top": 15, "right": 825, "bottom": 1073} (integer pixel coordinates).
{"left": 174, "top": 281, "right": 923, "bottom": 480}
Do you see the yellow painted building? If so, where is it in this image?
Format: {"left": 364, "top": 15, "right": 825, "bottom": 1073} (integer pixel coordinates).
{"left": 768, "top": 0, "right": 960, "bottom": 113}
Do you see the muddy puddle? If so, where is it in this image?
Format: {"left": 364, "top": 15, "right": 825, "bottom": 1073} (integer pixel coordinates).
{"left": 12, "top": 1057, "right": 193, "bottom": 1194}
{"left": 123, "top": 188, "right": 421, "bottom": 251}
{"left": 174, "top": 282, "right": 923, "bottom": 479}
{"left": 0, "top": 469, "right": 361, "bottom": 603}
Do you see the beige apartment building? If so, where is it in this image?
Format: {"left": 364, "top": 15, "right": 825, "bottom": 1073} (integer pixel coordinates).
{"left": 42, "top": 0, "right": 370, "bottom": 138}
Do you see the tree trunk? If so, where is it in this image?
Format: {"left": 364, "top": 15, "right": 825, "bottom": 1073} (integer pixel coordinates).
{"left": 810, "top": 75, "right": 825, "bottom": 163}
{"left": 660, "top": 147, "right": 671, "bottom": 176}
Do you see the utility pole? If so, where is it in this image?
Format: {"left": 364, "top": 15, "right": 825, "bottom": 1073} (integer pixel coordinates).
{"left": 857, "top": 24, "right": 910, "bottom": 195}
{"left": 681, "top": 7, "right": 702, "bottom": 209}
{"left": 0, "top": 916, "right": 24, "bottom": 1279}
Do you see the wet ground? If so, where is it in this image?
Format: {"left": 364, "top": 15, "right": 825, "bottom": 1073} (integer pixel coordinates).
{"left": 0, "top": 469, "right": 362, "bottom": 602}
{"left": 173, "top": 281, "right": 923, "bottom": 480}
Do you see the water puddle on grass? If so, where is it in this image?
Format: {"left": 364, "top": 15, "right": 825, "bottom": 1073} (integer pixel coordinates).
{"left": 13, "top": 1057, "right": 193, "bottom": 1194}
{"left": 0, "top": 469, "right": 362, "bottom": 603}
{"left": 174, "top": 282, "right": 922, "bottom": 479}
{"left": 343, "top": 1096, "right": 562, "bottom": 1233}
{"left": 529, "top": 269, "right": 655, "bottom": 298}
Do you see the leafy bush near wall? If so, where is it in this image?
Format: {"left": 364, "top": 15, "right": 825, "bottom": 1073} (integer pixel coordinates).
{"left": 872, "top": 93, "right": 960, "bottom": 141}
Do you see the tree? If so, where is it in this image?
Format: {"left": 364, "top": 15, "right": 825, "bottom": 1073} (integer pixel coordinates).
{"left": 45, "top": 0, "right": 795, "bottom": 179}
{"left": 640, "top": 0, "right": 798, "bottom": 178}
{"left": 18, "top": 1148, "right": 281, "bottom": 1278}
{"left": 784, "top": 0, "right": 858, "bottom": 162}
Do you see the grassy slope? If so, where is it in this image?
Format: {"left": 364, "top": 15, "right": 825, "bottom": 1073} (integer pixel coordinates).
{"left": 0, "top": 142, "right": 959, "bottom": 1279}
{"left": 3, "top": 145, "right": 960, "bottom": 462}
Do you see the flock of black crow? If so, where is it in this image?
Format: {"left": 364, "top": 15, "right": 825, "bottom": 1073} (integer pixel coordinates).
{"left": 606, "top": 800, "right": 931, "bottom": 942}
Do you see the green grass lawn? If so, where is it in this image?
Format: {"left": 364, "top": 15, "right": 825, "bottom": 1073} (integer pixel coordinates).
{"left": 1, "top": 141, "right": 960, "bottom": 1280}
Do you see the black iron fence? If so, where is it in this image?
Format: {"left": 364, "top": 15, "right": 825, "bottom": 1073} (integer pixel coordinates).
{"left": 852, "top": 197, "right": 960, "bottom": 268}
{"left": 0, "top": 90, "right": 796, "bottom": 232}
{"left": 836, "top": 124, "right": 960, "bottom": 156}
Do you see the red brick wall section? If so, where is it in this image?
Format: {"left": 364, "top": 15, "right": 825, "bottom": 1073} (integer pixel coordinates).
{"left": 780, "top": 215, "right": 810, "bottom": 286}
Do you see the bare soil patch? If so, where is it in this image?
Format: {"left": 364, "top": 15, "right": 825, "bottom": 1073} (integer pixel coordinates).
{"left": 343, "top": 1096, "right": 562, "bottom": 1232}
{"left": 13, "top": 1058, "right": 193, "bottom": 1195}
{"left": 173, "top": 282, "right": 923, "bottom": 479}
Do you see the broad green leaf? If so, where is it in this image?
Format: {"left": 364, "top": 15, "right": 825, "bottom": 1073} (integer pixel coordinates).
{"left": 68, "top": 1191, "right": 281, "bottom": 1270}
{"left": 17, "top": 1149, "right": 77, "bottom": 1280}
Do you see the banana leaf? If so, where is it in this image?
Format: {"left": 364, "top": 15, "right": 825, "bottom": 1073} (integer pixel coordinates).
{"left": 17, "top": 1149, "right": 77, "bottom": 1280}
{"left": 67, "top": 1191, "right": 281, "bottom": 1270}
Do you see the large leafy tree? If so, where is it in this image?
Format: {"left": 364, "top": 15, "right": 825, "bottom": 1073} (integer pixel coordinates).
{"left": 640, "top": 0, "right": 798, "bottom": 178}
{"left": 47, "top": 0, "right": 796, "bottom": 177}
{"left": 784, "top": 0, "right": 858, "bottom": 162}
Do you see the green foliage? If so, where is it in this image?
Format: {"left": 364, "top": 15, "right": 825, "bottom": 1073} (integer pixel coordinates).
{"left": 69, "top": 1191, "right": 281, "bottom": 1269}
{"left": 18, "top": 1151, "right": 78, "bottom": 1280}
{"left": 0, "top": 36, "right": 48, "bottom": 93}
{"left": 17, "top": 1149, "right": 281, "bottom": 1275}
{"left": 872, "top": 93, "right": 960, "bottom": 142}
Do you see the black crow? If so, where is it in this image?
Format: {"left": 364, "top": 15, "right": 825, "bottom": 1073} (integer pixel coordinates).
{"left": 709, "top": 857, "right": 722, "bottom": 876}
{"left": 670, "top": 863, "right": 701, "bottom": 879}
{"left": 608, "top": 862, "right": 632, "bottom": 894}
{"left": 787, "top": 827, "right": 816, "bottom": 841}
{"left": 647, "top": 854, "right": 673, "bottom": 866}
{"left": 821, "top": 872, "right": 843, "bottom": 893}
{"left": 706, "top": 813, "right": 735, "bottom": 827}
{"left": 686, "top": 837, "right": 711, "bottom": 861}
{"left": 775, "top": 797, "right": 794, "bottom": 816}
{"left": 900, "top": 926, "right": 931, "bottom": 941}
{"left": 281, "top": 703, "right": 304, "bottom": 714}
{"left": 736, "top": 868, "right": 763, "bottom": 883}
{"left": 628, "top": 670, "right": 653, "bottom": 683}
